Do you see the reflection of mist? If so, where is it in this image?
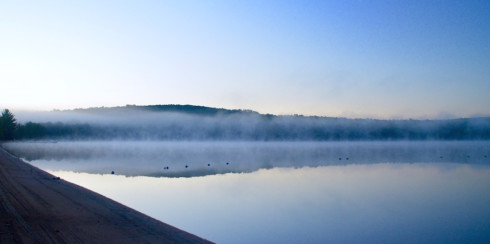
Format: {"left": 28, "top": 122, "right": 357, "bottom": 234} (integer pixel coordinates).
{"left": 51, "top": 164, "right": 490, "bottom": 243}
{"left": 3, "top": 141, "right": 489, "bottom": 177}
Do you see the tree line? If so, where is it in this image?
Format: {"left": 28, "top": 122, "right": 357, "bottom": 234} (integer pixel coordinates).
{"left": 1, "top": 108, "right": 490, "bottom": 141}
{"left": 1, "top": 109, "right": 48, "bottom": 141}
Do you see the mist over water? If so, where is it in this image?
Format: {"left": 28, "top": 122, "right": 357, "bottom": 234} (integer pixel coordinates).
{"left": 3, "top": 141, "right": 489, "bottom": 177}
{"left": 12, "top": 106, "right": 490, "bottom": 140}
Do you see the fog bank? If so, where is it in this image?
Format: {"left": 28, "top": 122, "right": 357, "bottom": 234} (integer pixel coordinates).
{"left": 13, "top": 105, "right": 490, "bottom": 141}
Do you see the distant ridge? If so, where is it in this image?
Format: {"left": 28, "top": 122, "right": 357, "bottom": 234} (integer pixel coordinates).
{"left": 64, "top": 104, "right": 261, "bottom": 117}
{"left": 61, "top": 104, "right": 489, "bottom": 121}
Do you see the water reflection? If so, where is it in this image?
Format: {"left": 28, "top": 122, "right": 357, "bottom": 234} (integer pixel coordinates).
{"left": 3, "top": 141, "right": 490, "bottom": 177}
{"left": 3, "top": 141, "right": 490, "bottom": 242}
{"left": 50, "top": 163, "right": 490, "bottom": 243}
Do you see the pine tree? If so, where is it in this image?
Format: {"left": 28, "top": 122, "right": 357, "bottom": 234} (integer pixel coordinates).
{"left": 0, "top": 109, "right": 17, "bottom": 141}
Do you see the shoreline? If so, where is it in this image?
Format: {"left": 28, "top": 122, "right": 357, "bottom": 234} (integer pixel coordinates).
{"left": 0, "top": 146, "right": 212, "bottom": 243}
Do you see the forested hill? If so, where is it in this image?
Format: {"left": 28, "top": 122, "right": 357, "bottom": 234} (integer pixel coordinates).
{"left": 67, "top": 104, "right": 260, "bottom": 116}
{"left": 11, "top": 105, "right": 490, "bottom": 141}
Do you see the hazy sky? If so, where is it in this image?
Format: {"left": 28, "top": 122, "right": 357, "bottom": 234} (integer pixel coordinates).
{"left": 1, "top": 0, "right": 489, "bottom": 118}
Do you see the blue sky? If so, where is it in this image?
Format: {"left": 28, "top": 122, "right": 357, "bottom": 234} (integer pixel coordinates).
{"left": 1, "top": 0, "right": 489, "bottom": 118}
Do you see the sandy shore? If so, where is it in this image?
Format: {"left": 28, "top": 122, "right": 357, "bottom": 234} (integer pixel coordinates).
{"left": 0, "top": 146, "right": 212, "bottom": 243}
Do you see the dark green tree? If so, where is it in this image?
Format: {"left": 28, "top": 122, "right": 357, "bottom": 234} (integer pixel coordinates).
{"left": 0, "top": 115, "right": 3, "bottom": 139}
{"left": 0, "top": 109, "right": 17, "bottom": 141}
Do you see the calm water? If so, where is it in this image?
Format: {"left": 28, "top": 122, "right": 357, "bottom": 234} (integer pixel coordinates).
{"left": 3, "top": 141, "right": 490, "bottom": 243}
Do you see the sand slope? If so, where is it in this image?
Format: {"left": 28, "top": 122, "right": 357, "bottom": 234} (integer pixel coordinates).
{"left": 0, "top": 146, "right": 212, "bottom": 243}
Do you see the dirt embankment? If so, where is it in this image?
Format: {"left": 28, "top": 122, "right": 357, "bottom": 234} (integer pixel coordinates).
{"left": 0, "top": 146, "right": 212, "bottom": 243}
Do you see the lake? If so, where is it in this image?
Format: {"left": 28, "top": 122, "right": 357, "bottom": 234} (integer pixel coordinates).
{"left": 3, "top": 141, "right": 490, "bottom": 243}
